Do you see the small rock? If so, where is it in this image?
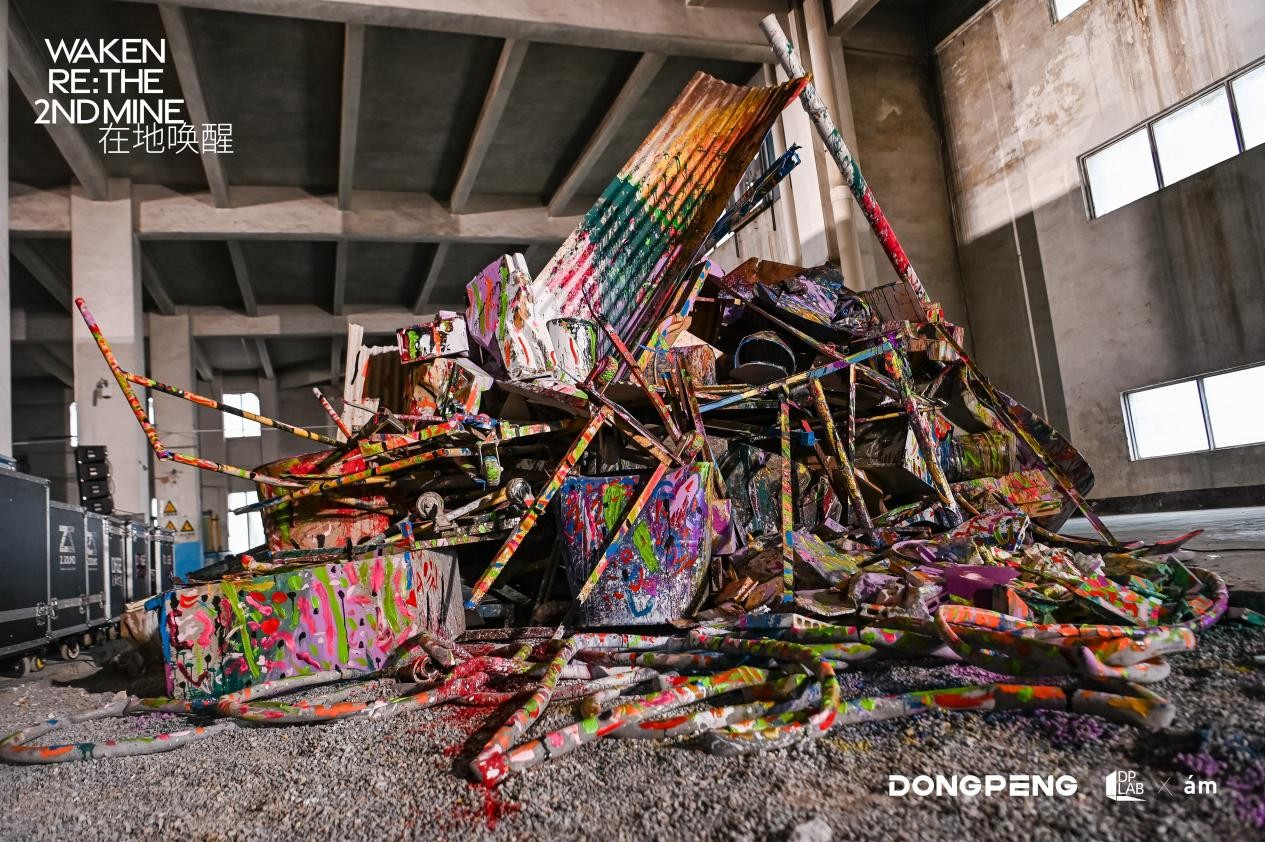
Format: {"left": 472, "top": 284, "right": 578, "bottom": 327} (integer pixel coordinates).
{"left": 788, "top": 816, "right": 832, "bottom": 842}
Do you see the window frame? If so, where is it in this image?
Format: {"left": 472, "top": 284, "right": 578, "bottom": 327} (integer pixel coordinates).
{"left": 1122, "top": 361, "right": 1265, "bottom": 461}
{"left": 1049, "top": 0, "right": 1091, "bottom": 24}
{"left": 1080, "top": 56, "right": 1265, "bottom": 218}
{"left": 226, "top": 490, "right": 264, "bottom": 554}
{"left": 221, "top": 391, "right": 262, "bottom": 439}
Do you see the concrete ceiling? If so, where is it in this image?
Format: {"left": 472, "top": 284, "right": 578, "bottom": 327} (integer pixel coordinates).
{"left": 8, "top": 0, "right": 766, "bottom": 386}
{"left": 844, "top": 0, "right": 992, "bottom": 54}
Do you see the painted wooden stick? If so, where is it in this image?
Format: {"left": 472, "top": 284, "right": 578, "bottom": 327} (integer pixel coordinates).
{"left": 699, "top": 341, "right": 891, "bottom": 413}
{"left": 759, "top": 15, "right": 933, "bottom": 317}
{"left": 312, "top": 387, "right": 353, "bottom": 440}
{"left": 242, "top": 447, "right": 477, "bottom": 514}
{"left": 779, "top": 388, "right": 794, "bottom": 603}
{"left": 584, "top": 288, "right": 681, "bottom": 440}
{"left": 931, "top": 322, "right": 1116, "bottom": 543}
{"left": 574, "top": 460, "right": 672, "bottom": 605}
{"left": 115, "top": 369, "right": 340, "bottom": 447}
{"left": 883, "top": 343, "right": 963, "bottom": 525}
{"left": 464, "top": 407, "right": 613, "bottom": 608}
{"left": 809, "top": 378, "right": 875, "bottom": 535}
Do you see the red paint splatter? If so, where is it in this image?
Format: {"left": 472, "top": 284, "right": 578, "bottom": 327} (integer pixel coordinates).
{"left": 460, "top": 783, "right": 521, "bottom": 831}
{"left": 261, "top": 617, "right": 281, "bottom": 636}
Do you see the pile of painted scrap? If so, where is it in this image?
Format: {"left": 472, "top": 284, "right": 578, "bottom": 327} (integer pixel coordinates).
{"left": 2, "top": 16, "right": 1230, "bottom": 783}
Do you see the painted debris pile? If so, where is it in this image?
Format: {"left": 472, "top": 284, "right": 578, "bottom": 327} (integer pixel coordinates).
{"left": 2, "top": 16, "right": 1232, "bottom": 786}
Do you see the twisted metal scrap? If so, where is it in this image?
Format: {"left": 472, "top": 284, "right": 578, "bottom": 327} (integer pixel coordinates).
{"left": 0, "top": 567, "right": 1227, "bottom": 777}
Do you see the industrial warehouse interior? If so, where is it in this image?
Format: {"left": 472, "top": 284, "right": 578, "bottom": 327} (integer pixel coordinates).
{"left": 1, "top": 0, "right": 1263, "bottom": 838}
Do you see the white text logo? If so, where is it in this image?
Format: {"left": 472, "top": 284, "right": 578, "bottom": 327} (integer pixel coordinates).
{"left": 888, "top": 775, "right": 1078, "bottom": 797}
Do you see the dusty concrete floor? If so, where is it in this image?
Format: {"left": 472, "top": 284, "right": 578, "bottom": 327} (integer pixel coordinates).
{"left": 1, "top": 508, "right": 1262, "bottom": 841}
{"left": 1063, "top": 506, "right": 1265, "bottom": 592}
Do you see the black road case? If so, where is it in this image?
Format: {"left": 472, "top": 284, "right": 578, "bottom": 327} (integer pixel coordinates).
{"left": 48, "top": 501, "right": 89, "bottom": 639}
{"left": 84, "top": 511, "right": 109, "bottom": 626}
{"left": 152, "top": 527, "right": 175, "bottom": 594}
{"left": 105, "top": 517, "right": 128, "bottom": 619}
{"left": 0, "top": 470, "right": 50, "bottom": 659}
{"left": 125, "top": 521, "right": 153, "bottom": 603}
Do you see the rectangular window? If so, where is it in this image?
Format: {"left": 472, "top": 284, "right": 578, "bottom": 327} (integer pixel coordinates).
{"left": 1231, "top": 64, "right": 1265, "bottom": 150}
{"left": 1152, "top": 88, "right": 1239, "bottom": 185}
{"left": 1124, "top": 380, "right": 1208, "bottom": 459}
{"left": 222, "top": 392, "right": 261, "bottom": 438}
{"left": 1083, "top": 58, "right": 1265, "bottom": 217}
{"left": 226, "top": 490, "right": 264, "bottom": 554}
{"left": 1084, "top": 128, "right": 1159, "bottom": 216}
{"left": 1124, "top": 363, "right": 1265, "bottom": 459}
{"left": 1052, "top": 0, "right": 1090, "bottom": 21}
{"left": 1201, "top": 365, "right": 1265, "bottom": 448}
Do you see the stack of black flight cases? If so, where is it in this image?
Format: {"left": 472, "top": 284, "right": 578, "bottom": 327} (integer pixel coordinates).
{"left": 0, "top": 447, "right": 139, "bottom": 676}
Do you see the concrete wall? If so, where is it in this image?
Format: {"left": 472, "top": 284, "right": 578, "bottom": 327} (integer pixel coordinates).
{"left": 936, "top": 0, "right": 1265, "bottom": 499}
{"left": 11, "top": 380, "right": 74, "bottom": 503}
{"left": 842, "top": 12, "right": 969, "bottom": 325}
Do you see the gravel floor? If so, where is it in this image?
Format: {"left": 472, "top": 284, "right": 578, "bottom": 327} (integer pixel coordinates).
{"left": 1, "top": 619, "right": 1262, "bottom": 842}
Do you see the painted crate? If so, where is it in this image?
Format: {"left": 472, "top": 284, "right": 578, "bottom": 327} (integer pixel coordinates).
{"left": 557, "top": 463, "right": 712, "bottom": 625}
{"left": 158, "top": 548, "right": 463, "bottom": 699}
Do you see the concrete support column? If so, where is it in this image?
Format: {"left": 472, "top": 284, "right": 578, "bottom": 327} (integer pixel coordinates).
{"left": 148, "top": 312, "right": 203, "bottom": 573}
{"left": 775, "top": 1, "right": 869, "bottom": 287}
{"left": 0, "top": 0, "right": 11, "bottom": 456}
{"left": 71, "top": 178, "right": 148, "bottom": 515}
{"left": 800, "top": 0, "right": 871, "bottom": 289}
{"left": 777, "top": 5, "right": 832, "bottom": 267}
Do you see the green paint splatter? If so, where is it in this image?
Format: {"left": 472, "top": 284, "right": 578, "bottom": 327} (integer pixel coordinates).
{"left": 221, "top": 581, "right": 259, "bottom": 679}
{"left": 315, "top": 566, "right": 349, "bottom": 664}
{"left": 631, "top": 521, "right": 660, "bottom": 574}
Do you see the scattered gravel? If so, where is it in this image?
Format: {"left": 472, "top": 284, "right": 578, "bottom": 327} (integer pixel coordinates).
{"left": 1, "top": 620, "right": 1261, "bottom": 842}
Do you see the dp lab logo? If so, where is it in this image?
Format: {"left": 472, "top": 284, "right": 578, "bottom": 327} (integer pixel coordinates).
{"left": 1105, "top": 770, "right": 1145, "bottom": 802}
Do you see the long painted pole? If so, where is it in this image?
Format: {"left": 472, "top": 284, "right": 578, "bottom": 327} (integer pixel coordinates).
{"left": 759, "top": 15, "right": 933, "bottom": 318}
{"left": 779, "top": 389, "right": 794, "bottom": 603}
{"left": 312, "top": 387, "right": 353, "bottom": 440}
{"left": 75, "top": 299, "right": 303, "bottom": 489}
{"left": 809, "top": 379, "right": 875, "bottom": 536}
{"left": 112, "top": 369, "right": 339, "bottom": 447}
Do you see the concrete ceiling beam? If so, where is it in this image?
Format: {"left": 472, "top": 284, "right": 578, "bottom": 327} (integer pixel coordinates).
{"left": 192, "top": 338, "right": 214, "bottom": 381}
{"left": 139, "top": 245, "right": 177, "bottom": 315}
{"left": 158, "top": 4, "right": 232, "bottom": 206}
{"left": 411, "top": 242, "right": 450, "bottom": 314}
{"left": 226, "top": 240, "right": 258, "bottom": 315}
{"left": 338, "top": 23, "right": 365, "bottom": 211}
{"left": 8, "top": 17, "right": 109, "bottom": 200}
{"left": 10, "top": 310, "right": 72, "bottom": 345}
{"left": 136, "top": 186, "right": 582, "bottom": 241}
{"left": 826, "top": 0, "right": 881, "bottom": 36}
{"left": 11, "top": 239, "right": 71, "bottom": 311}
{"left": 11, "top": 183, "right": 584, "bottom": 242}
{"left": 24, "top": 343, "right": 75, "bottom": 388}
{"left": 11, "top": 185, "right": 70, "bottom": 234}
{"left": 450, "top": 38, "right": 528, "bottom": 214}
{"left": 189, "top": 304, "right": 456, "bottom": 338}
{"left": 279, "top": 363, "right": 337, "bottom": 390}
{"left": 110, "top": 0, "right": 779, "bottom": 62}
{"left": 253, "top": 337, "right": 275, "bottom": 379}
{"left": 332, "top": 240, "right": 349, "bottom": 315}
{"left": 548, "top": 52, "right": 665, "bottom": 217}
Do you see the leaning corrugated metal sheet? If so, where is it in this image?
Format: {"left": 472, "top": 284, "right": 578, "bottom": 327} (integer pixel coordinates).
{"left": 530, "top": 72, "right": 808, "bottom": 353}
